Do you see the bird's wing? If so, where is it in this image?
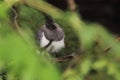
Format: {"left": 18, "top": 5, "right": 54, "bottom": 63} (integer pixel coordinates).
{"left": 36, "top": 27, "right": 44, "bottom": 45}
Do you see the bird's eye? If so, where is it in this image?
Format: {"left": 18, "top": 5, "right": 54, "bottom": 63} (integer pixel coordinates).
{"left": 46, "top": 23, "right": 56, "bottom": 30}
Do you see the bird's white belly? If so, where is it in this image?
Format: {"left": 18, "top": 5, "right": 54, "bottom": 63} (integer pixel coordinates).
{"left": 47, "top": 39, "right": 65, "bottom": 52}
{"left": 40, "top": 33, "right": 65, "bottom": 52}
{"left": 40, "top": 33, "right": 49, "bottom": 47}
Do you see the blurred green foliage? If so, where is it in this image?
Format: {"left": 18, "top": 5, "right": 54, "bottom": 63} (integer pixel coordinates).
{"left": 0, "top": 0, "right": 120, "bottom": 80}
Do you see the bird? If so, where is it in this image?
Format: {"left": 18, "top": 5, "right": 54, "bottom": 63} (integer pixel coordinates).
{"left": 37, "top": 13, "right": 65, "bottom": 54}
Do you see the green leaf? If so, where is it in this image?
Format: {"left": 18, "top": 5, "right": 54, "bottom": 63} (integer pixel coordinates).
{"left": 93, "top": 59, "right": 107, "bottom": 70}
{"left": 80, "top": 58, "right": 92, "bottom": 75}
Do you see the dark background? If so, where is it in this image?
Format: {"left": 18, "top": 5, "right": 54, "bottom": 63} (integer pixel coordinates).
{"left": 47, "top": 0, "right": 120, "bottom": 35}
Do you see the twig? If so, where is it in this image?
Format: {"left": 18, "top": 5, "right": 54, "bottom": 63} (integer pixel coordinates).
{"left": 54, "top": 54, "right": 74, "bottom": 62}
{"left": 104, "top": 35, "right": 120, "bottom": 53}
{"left": 67, "top": 0, "right": 77, "bottom": 12}
{"left": 104, "top": 47, "right": 111, "bottom": 53}
{"left": 4, "top": 0, "right": 33, "bottom": 45}
{"left": 116, "top": 35, "right": 120, "bottom": 42}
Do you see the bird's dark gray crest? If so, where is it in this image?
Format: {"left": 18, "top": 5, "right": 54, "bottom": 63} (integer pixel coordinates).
{"left": 37, "top": 14, "right": 64, "bottom": 42}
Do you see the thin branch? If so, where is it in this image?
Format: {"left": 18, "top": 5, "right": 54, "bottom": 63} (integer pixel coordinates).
{"left": 54, "top": 54, "right": 74, "bottom": 62}
{"left": 67, "top": 0, "right": 77, "bottom": 12}
{"left": 104, "top": 35, "right": 120, "bottom": 53}
{"left": 4, "top": 0, "right": 33, "bottom": 45}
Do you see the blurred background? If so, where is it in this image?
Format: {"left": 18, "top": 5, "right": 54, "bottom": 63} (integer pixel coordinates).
{"left": 47, "top": 0, "right": 120, "bottom": 35}
{"left": 0, "top": 0, "right": 120, "bottom": 80}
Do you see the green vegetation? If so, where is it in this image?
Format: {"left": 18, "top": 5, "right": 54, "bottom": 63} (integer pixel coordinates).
{"left": 0, "top": 0, "right": 120, "bottom": 80}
